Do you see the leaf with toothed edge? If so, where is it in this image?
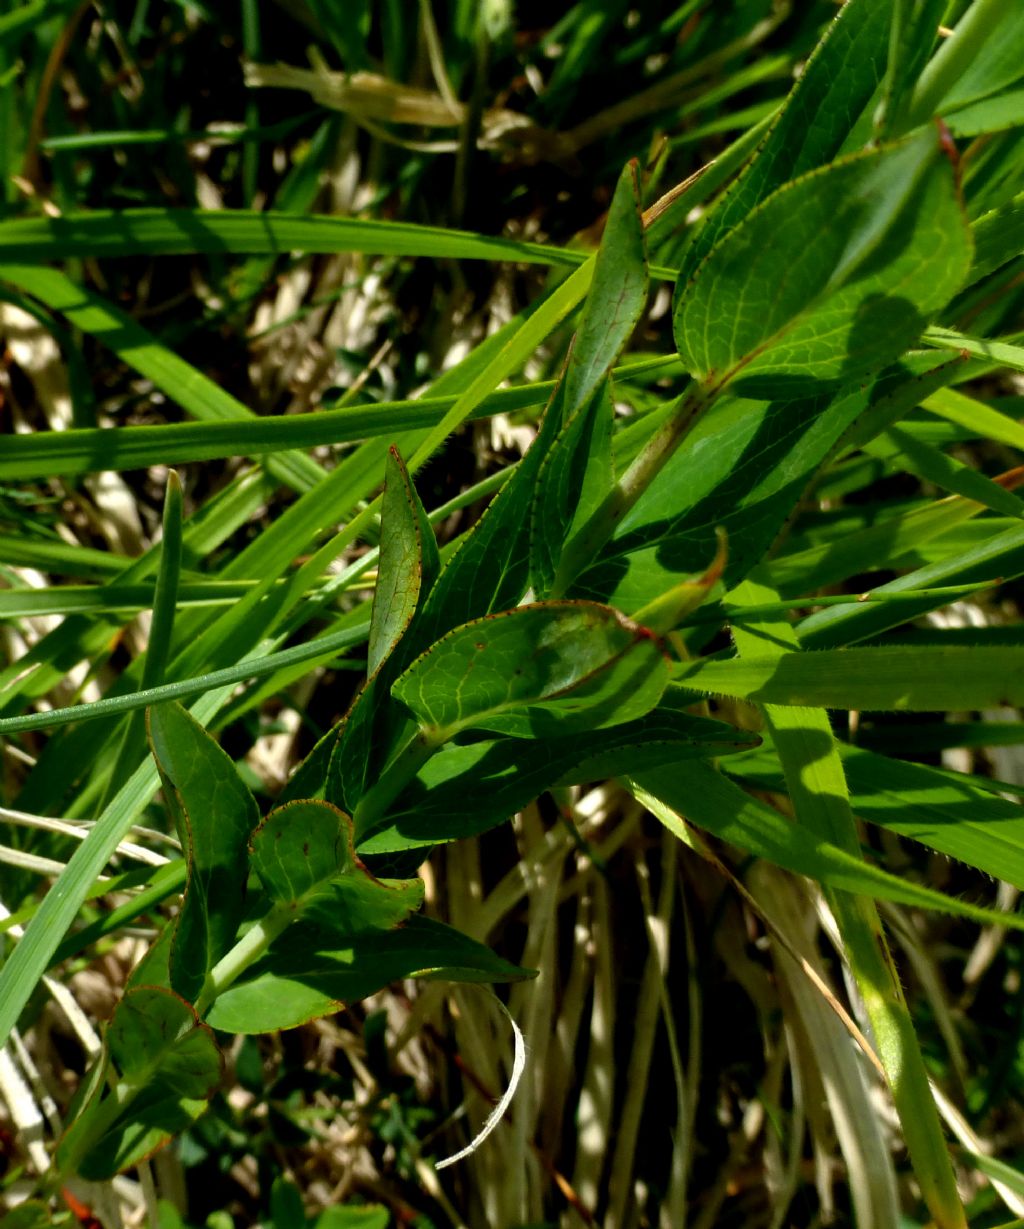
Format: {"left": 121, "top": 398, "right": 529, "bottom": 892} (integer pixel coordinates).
{"left": 325, "top": 449, "right": 439, "bottom": 814}
{"left": 673, "top": 127, "right": 972, "bottom": 400}
{"left": 368, "top": 447, "right": 439, "bottom": 679}
{"left": 205, "top": 914, "right": 534, "bottom": 1034}
{"left": 249, "top": 798, "right": 424, "bottom": 932}
{"left": 391, "top": 600, "right": 669, "bottom": 740}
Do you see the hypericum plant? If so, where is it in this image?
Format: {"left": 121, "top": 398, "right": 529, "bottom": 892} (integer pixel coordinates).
{"left": 3, "top": 0, "right": 1024, "bottom": 1223}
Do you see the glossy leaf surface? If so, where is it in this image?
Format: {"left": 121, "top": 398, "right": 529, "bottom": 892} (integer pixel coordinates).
{"left": 251, "top": 799, "right": 424, "bottom": 933}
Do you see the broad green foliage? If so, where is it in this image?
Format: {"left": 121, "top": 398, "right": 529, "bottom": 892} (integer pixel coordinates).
{"left": 205, "top": 915, "right": 531, "bottom": 1035}
{"left": 391, "top": 602, "right": 668, "bottom": 740}
{"left": 674, "top": 128, "right": 972, "bottom": 397}
{"left": 3, "top": 2, "right": 1024, "bottom": 1222}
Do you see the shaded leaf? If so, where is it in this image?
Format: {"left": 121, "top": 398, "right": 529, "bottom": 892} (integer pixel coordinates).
{"left": 674, "top": 128, "right": 971, "bottom": 399}
{"left": 358, "top": 709, "right": 758, "bottom": 853}
{"left": 327, "top": 448, "right": 441, "bottom": 812}
{"left": 632, "top": 760, "right": 1024, "bottom": 931}
{"left": 678, "top": 0, "right": 892, "bottom": 281}
{"left": 562, "top": 161, "right": 648, "bottom": 414}
{"left": 148, "top": 703, "right": 259, "bottom": 1003}
{"left": 405, "top": 378, "right": 570, "bottom": 666}
{"left": 58, "top": 986, "right": 222, "bottom": 1180}
{"left": 205, "top": 915, "right": 534, "bottom": 1034}
{"left": 797, "top": 520, "right": 1024, "bottom": 647}
{"left": 531, "top": 381, "right": 614, "bottom": 600}
{"left": 729, "top": 743, "right": 1024, "bottom": 891}
{"left": 575, "top": 353, "right": 962, "bottom": 617}
{"left": 368, "top": 447, "right": 438, "bottom": 678}
{"left": 969, "top": 190, "right": 1024, "bottom": 284}
{"left": 571, "top": 388, "right": 850, "bottom": 610}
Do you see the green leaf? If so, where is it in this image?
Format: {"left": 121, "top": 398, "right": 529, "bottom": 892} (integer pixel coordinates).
{"left": 673, "top": 128, "right": 972, "bottom": 398}
{"left": 673, "top": 646, "right": 1024, "bottom": 711}
{"left": 531, "top": 160, "right": 647, "bottom": 598}
{"left": 250, "top": 799, "right": 423, "bottom": 932}
{"left": 0, "top": 265, "right": 323, "bottom": 494}
{"left": 947, "top": 89, "right": 1024, "bottom": 137}
{"left": 678, "top": 0, "right": 892, "bottom": 281}
{"left": 0, "top": 359, "right": 677, "bottom": 483}
{"left": 368, "top": 447, "right": 438, "bottom": 678}
{"left": 410, "top": 381, "right": 569, "bottom": 651}
{"left": 392, "top": 601, "right": 668, "bottom": 740}
{"left": 969, "top": 191, "right": 1024, "bottom": 284}
{"left": 250, "top": 800, "right": 348, "bottom": 904}
{"left": 57, "top": 986, "right": 223, "bottom": 1180}
{"left": 732, "top": 743, "right": 1024, "bottom": 890}
{"left": 204, "top": 914, "right": 534, "bottom": 1034}
{"left": 726, "top": 570, "right": 967, "bottom": 1227}
{"left": 148, "top": 703, "right": 260, "bottom": 1003}
{"left": 532, "top": 378, "right": 615, "bottom": 600}
{"left": 937, "top": 4, "right": 1024, "bottom": 112}
{"left": 631, "top": 760, "right": 1023, "bottom": 931}
{"left": 923, "top": 326, "right": 1024, "bottom": 375}
{"left": 571, "top": 386, "right": 855, "bottom": 611}
{"left": 863, "top": 426, "right": 1024, "bottom": 517}
{"left": 563, "top": 161, "right": 648, "bottom": 414}
{"left": 0, "top": 621, "right": 371, "bottom": 737}
{"left": 767, "top": 490, "right": 1011, "bottom": 601}
{"left": 0, "top": 688, "right": 228, "bottom": 1054}
{"left": 0, "top": 1202, "right": 53, "bottom": 1229}
{"left": 314, "top": 1206, "right": 390, "bottom": 1229}
{"left": 797, "top": 520, "right": 1024, "bottom": 648}
{"left": 586, "top": 353, "right": 969, "bottom": 612}
{"left": 358, "top": 710, "right": 758, "bottom": 853}
{"left": 325, "top": 451, "right": 439, "bottom": 814}
{"left": 922, "top": 385, "right": 1024, "bottom": 452}
{"left": 0, "top": 207, "right": 582, "bottom": 269}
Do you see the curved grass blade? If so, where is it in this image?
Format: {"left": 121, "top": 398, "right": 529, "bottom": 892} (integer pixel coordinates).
{"left": 0, "top": 265, "right": 323, "bottom": 493}
{"left": 726, "top": 572, "right": 965, "bottom": 1226}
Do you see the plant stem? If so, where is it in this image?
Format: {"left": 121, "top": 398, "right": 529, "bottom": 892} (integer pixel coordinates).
{"left": 193, "top": 902, "right": 295, "bottom": 1016}
{"left": 351, "top": 729, "right": 443, "bottom": 841}
{"left": 551, "top": 382, "right": 714, "bottom": 597}
{"left": 58, "top": 1066, "right": 149, "bottom": 1178}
